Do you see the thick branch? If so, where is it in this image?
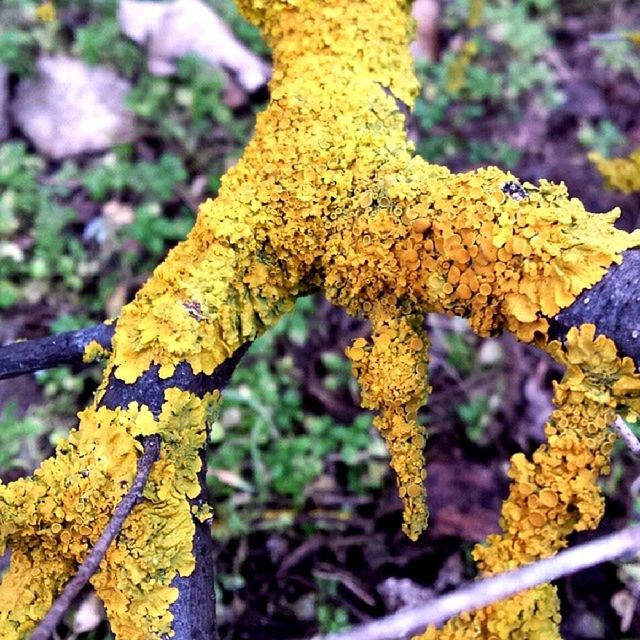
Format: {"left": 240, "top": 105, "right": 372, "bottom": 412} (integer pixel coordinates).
{"left": 96, "top": 345, "right": 248, "bottom": 640}
{"left": 29, "top": 435, "right": 161, "bottom": 640}
{"left": 325, "top": 525, "right": 640, "bottom": 640}
{"left": 0, "top": 322, "right": 115, "bottom": 380}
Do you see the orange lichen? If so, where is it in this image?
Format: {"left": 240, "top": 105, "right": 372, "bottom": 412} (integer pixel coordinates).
{"left": 415, "top": 325, "right": 636, "bottom": 639}
{"left": 590, "top": 148, "right": 640, "bottom": 195}
{"left": 2, "top": 0, "right": 640, "bottom": 637}
{"left": 346, "top": 308, "right": 430, "bottom": 540}
{"left": 418, "top": 585, "right": 561, "bottom": 640}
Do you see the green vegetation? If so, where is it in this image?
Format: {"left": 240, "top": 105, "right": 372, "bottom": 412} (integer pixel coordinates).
{"left": 414, "top": 0, "right": 562, "bottom": 166}
{"left": 209, "top": 296, "right": 384, "bottom": 538}
{"left": 0, "top": 402, "right": 47, "bottom": 471}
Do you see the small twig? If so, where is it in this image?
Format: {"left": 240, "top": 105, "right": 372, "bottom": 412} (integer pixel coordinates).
{"left": 613, "top": 416, "right": 640, "bottom": 457}
{"left": 325, "top": 525, "right": 640, "bottom": 640}
{"left": 29, "top": 435, "right": 161, "bottom": 640}
{"left": 0, "top": 322, "right": 115, "bottom": 380}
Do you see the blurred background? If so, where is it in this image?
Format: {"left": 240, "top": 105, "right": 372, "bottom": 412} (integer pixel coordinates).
{"left": 1, "top": 1, "right": 640, "bottom": 638}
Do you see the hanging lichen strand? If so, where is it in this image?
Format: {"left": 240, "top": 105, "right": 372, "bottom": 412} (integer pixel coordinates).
{"left": 1, "top": 1, "right": 640, "bottom": 638}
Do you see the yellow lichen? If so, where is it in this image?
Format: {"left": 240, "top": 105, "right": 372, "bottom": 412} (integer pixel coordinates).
{"left": 35, "top": 1, "right": 56, "bottom": 23}
{"left": 0, "top": 389, "right": 219, "bottom": 640}
{"left": 467, "top": 0, "right": 486, "bottom": 28}
{"left": 590, "top": 148, "right": 640, "bottom": 194}
{"left": 346, "top": 308, "right": 430, "bottom": 540}
{"left": 446, "top": 40, "right": 479, "bottom": 93}
{"left": 2, "top": 0, "right": 640, "bottom": 637}
{"left": 82, "top": 340, "right": 110, "bottom": 364}
{"left": 624, "top": 31, "right": 640, "bottom": 46}
{"left": 415, "top": 325, "right": 635, "bottom": 639}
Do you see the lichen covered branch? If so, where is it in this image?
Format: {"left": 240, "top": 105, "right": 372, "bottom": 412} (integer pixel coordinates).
{"left": 29, "top": 435, "right": 161, "bottom": 640}
{"left": 415, "top": 326, "right": 640, "bottom": 639}
{"left": 1, "top": 1, "right": 640, "bottom": 639}
{"left": 0, "top": 342, "right": 245, "bottom": 640}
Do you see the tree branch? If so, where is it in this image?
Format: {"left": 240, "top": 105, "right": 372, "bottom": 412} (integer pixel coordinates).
{"left": 19, "top": 335, "right": 248, "bottom": 639}
{"left": 1, "top": 247, "right": 635, "bottom": 384}
{"left": 325, "top": 525, "right": 640, "bottom": 640}
{"left": 549, "top": 249, "right": 640, "bottom": 368}
{"left": 1, "top": 248, "right": 637, "bottom": 383}
{"left": 612, "top": 416, "right": 640, "bottom": 457}
{"left": 0, "top": 322, "right": 115, "bottom": 380}
{"left": 29, "top": 434, "right": 161, "bottom": 640}
{"left": 95, "top": 345, "right": 249, "bottom": 640}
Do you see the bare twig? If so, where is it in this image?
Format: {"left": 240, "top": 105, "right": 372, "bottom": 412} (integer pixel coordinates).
{"left": 0, "top": 322, "right": 115, "bottom": 380}
{"left": 29, "top": 435, "right": 161, "bottom": 640}
{"left": 613, "top": 416, "right": 640, "bottom": 457}
{"left": 325, "top": 525, "right": 640, "bottom": 640}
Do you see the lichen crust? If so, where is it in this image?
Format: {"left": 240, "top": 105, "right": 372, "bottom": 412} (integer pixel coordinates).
{"left": 2, "top": 0, "right": 640, "bottom": 637}
{"left": 0, "top": 388, "right": 219, "bottom": 640}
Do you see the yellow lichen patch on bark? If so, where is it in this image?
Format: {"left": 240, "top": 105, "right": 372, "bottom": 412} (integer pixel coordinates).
{"left": 0, "top": 389, "right": 219, "bottom": 640}
{"left": 35, "top": 1, "right": 56, "bottom": 23}
{"left": 324, "top": 166, "right": 640, "bottom": 344}
{"left": 82, "top": 339, "right": 110, "bottom": 363}
{"left": 418, "top": 585, "right": 561, "bottom": 640}
{"left": 111, "top": 0, "right": 418, "bottom": 384}
{"left": 414, "top": 325, "right": 637, "bottom": 639}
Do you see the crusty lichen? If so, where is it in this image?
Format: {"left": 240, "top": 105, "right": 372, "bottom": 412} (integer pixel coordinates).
{"left": 112, "top": 0, "right": 637, "bottom": 541}
{"left": 415, "top": 325, "right": 639, "bottom": 639}
{"left": 0, "top": 389, "right": 218, "bottom": 640}
{"left": 346, "top": 308, "right": 430, "bottom": 540}
{"left": 2, "top": 1, "right": 640, "bottom": 637}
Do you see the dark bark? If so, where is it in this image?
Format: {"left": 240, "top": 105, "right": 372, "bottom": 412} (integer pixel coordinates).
{"left": 0, "top": 322, "right": 115, "bottom": 380}
{"left": 99, "top": 347, "right": 247, "bottom": 416}
{"left": 98, "top": 344, "right": 249, "bottom": 640}
{"left": 549, "top": 248, "right": 640, "bottom": 368}
{"left": 168, "top": 496, "right": 218, "bottom": 640}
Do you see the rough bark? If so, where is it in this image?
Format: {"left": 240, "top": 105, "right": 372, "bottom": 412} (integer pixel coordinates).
{"left": 0, "top": 322, "right": 115, "bottom": 380}
{"left": 550, "top": 248, "right": 640, "bottom": 367}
